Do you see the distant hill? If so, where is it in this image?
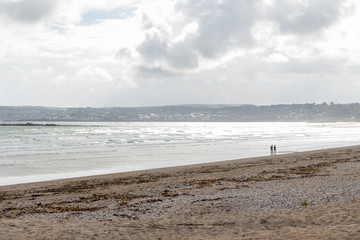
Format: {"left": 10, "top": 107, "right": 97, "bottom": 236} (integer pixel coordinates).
{"left": 0, "top": 103, "right": 360, "bottom": 122}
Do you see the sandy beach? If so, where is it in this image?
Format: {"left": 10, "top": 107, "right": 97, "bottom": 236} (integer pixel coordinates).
{"left": 1, "top": 146, "right": 360, "bottom": 239}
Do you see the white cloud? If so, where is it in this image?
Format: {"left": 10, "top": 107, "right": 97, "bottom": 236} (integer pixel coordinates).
{"left": 51, "top": 74, "right": 67, "bottom": 85}
{"left": 77, "top": 66, "right": 113, "bottom": 82}
{"left": 0, "top": 0, "right": 359, "bottom": 107}
{"left": 32, "top": 67, "right": 54, "bottom": 75}
{"left": 264, "top": 53, "right": 289, "bottom": 63}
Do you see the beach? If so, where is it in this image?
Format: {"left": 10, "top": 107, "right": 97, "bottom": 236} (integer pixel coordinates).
{"left": 1, "top": 145, "right": 360, "bottom": 239}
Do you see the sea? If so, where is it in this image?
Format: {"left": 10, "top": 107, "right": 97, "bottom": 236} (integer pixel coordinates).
{"left": 1, "top": 121, "right": 360, "bottom": 186}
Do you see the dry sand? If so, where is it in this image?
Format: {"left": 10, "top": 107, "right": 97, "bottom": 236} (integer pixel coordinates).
{"left": 1, "top": 145, "right": 360, "bottom": 239}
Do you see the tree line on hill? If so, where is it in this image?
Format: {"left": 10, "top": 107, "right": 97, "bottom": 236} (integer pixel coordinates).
{"left": 0, "top": 102, "right": 359, "bottom": 122}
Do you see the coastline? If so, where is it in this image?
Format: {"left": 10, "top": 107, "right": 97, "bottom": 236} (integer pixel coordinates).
{"left": 1, "top": 145, "right": 360, "bottom": 239}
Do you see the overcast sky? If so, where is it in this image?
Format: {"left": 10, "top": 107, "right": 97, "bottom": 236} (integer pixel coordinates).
{"left": 0, "top": 0, "right": 359, "bottom": 107}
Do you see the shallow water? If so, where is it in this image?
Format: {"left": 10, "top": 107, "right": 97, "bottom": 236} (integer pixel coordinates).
{"left": 1, "top": 122, "right": 360, "bottom": 186}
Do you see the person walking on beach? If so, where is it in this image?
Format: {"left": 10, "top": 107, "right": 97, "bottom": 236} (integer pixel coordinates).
{"left": 274, "top": 145, "right": 277, "bottom": 155}
{"left": 270, "top": 145, "right": 274, "bottom": 155}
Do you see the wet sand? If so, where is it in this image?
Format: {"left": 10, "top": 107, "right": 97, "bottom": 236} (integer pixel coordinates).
{"left": 1, "top": 145, "right": 360, "bottom": 239}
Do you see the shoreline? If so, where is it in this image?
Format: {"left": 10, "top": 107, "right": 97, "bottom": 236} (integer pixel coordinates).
{"left": 0, "top": 145, "right": 355, "bottom": 189}
{"left": 1, "top": 145, "right": 360, "bottom": 239}
{"left": 0, "top": 148, "right": 295, "bottom": 188}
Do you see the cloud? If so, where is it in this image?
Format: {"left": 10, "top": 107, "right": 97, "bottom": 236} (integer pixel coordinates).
{"left": 178, "top": 0, "right": 257, "bottom": 57}
{"left": 133, "top": 0, "right": 352, "bottom": 78}
{"left": 0, "top": 0, "right": 56, "bottom": 23}
{"left": 77, "top": 66, "right": 113, "bottom": 82}
{"left": 32, "top": 67, "right": 54, "bottom": 75}
{"left": 266, "top": 0, "right": 348, "bottom": 34}
{"left": 0, "top": 0, "right": 359, "bottom": 107}
{"left": 263, "top": 52, "right": 289, "bottom": 63}
{"left": 135, "top": 0, "right": 258, "bottom": 72}
{"left": 48, "top": 64, "right": 137, "bottom": 92}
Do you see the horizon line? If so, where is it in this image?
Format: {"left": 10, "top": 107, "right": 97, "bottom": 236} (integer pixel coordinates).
{"left": 0, "top": 102, "right": 358, "bottom": 109}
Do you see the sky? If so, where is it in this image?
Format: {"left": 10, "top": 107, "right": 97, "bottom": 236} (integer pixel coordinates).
{"left": 0, "top": 0, "right": 360, "bottom": 107}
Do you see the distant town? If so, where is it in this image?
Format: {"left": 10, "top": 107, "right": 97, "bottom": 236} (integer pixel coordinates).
{"left": 1, "top": 103, "right": 360, "bottom": 122}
